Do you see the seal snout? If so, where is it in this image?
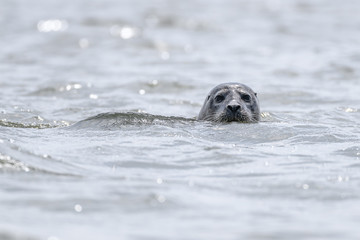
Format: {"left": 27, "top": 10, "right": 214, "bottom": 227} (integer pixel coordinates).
{"left": 227, "top": 104, "right": 241, "bottom": 113}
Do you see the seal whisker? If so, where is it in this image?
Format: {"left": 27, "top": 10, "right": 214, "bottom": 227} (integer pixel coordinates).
{"left": 197, "top": 83, "right": 260, "bottom": 123}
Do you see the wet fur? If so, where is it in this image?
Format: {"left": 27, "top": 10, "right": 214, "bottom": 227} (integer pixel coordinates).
{"left": 198, "top": 83, "right": 260, "bottom": 123}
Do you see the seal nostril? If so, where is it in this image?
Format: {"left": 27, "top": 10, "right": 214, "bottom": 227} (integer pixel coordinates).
{"left": 227, "top": 104, "right": 240, "bottom": 113}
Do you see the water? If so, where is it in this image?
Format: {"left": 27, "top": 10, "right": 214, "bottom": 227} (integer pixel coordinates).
{"left": 1, "top": 0, "right": 360, "bottom": 239}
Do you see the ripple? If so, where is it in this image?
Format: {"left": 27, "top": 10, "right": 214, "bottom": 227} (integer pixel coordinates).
{"left": 260, "top": 112, "right": 284, "bottom": 122}
{"left": 0, "top": 153, "right": 30, "bottom": 172}
{"left": 28, "top": 83, "right": 89, "bottom": 97}
{"left": 107, "top": 160, "right": 195, "bottom": 170}
{"left": 0, "top": 141, "right": 85, "bottom": 177}
{"left": 338, "top": 107, "right": 359, "bottom": 113}
{"left": 0, "top": 119, "right": 59, "bottom": 129}
{"left": 336, "top": 146, "right": 360, "bottom": 158}
{"left": 143, "top": 11, "right": 212, "bottom": 31}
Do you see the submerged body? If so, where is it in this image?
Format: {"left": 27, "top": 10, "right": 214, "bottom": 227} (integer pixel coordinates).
{"left": 197, "top": 83, "right": 260, "bottom": 123}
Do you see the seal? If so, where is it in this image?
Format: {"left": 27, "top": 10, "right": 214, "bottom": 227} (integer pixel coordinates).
{"left": 197, "top": 82, "right": 260, "bottom": 123}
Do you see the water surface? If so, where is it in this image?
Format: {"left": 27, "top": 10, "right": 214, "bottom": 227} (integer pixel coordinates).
{"left": 1, "top": 0, "right": 360, "bottom": 239}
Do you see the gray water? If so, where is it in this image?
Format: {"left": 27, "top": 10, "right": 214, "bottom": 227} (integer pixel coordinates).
{"left": 1, "top": 0, "right": 360, "bottom": 239}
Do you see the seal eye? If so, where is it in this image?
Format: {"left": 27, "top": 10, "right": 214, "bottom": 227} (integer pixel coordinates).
{"left": 215, "top": 95, "right": 225, "bottom": 103}
{"left": 241, "top": 94, "right": 251, "bottom": 102}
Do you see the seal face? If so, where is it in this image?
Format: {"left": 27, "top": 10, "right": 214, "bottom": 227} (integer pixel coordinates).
{"left": 197, "top": 82, "right": 260, "bottom": 123}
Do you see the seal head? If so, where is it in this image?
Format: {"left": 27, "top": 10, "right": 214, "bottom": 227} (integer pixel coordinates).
{"left": 197, "top": 82, "right": 260, "bottom": 123}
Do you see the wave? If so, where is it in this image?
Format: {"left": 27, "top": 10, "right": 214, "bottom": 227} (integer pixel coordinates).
{"left": 0, "top": 119, "right": 59, "bottom": 129}
{"left": 0, "top": 142, "right": 85, "bottom": 176}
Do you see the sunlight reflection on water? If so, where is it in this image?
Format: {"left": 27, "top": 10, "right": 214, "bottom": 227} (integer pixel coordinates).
{"left": 37, "top": 19, "right": 68, "bottom": 32}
